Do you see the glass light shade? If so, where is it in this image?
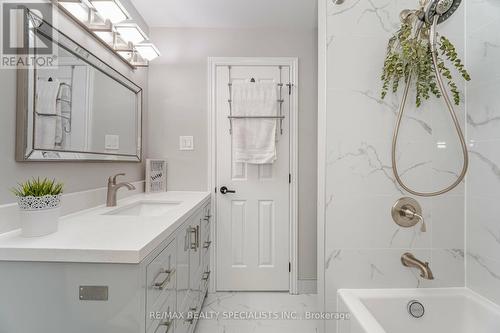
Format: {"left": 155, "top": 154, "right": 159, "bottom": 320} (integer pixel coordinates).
{"left": 115, "top": 24, "right": 147, "bottom": 44}
{"left": 59, "top": 2, "right": 89, "bottom": 22}
{"left": 90, "top": 0, "right": 128, "bottom": 23}
{"left": 135, "top": 43, "right": 160, "bottom": 61}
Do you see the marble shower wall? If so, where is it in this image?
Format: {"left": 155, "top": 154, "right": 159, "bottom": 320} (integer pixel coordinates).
{"left": 466, "top": 0, "right": 500, "bottom": 306}
{"left": 323, "top": 0, "right": 466, "bottom": 329}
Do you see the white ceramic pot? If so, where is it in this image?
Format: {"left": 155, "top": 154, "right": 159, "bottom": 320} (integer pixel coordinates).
{"left": 17, "top": 195, "right": 61, "bottom": 237}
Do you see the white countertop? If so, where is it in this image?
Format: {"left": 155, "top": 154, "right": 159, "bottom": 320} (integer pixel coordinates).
{"left": 0, "top": 191, "right": 210, "bottom": 264}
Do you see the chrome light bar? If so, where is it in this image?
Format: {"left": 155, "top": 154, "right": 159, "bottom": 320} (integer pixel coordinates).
{"left": 56, "top": 0, "right": 160, "bottom": 68}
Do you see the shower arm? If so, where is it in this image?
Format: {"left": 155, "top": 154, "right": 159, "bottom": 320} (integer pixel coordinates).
{"left": 391, "top": 15, "right": 469, "bottom": 197}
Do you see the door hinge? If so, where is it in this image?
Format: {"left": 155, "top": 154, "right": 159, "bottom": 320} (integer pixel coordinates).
{"left": 289, "top": 174, "right": 291, "bottom": 184}
{"left": 214, "top": 187, "right": 217, "bottom": 193}
{"left": 289, "top": 262, "right": 291, "bottom": 273}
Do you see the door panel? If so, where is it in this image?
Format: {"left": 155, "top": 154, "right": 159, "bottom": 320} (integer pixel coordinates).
{"left": 216, "top": 65, "right": 290, "bottom": 291}
{"left": 258, "top": 200, "right": 275, "bottom": 266}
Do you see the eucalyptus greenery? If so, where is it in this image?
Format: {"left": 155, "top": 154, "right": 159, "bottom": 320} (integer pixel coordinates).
{"left": 381, "top": 13, "right": 470, "bottom": 107}
{"left": 11, "top": 178, "right": 63, "bottom": 197}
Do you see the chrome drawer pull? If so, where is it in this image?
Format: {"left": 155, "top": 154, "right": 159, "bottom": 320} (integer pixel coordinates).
{"left": 202, "top": 271, "right": 211, "bottom": 281}
{"left": 203, "top": 241, "right": 212, "bottom": 249}
{"left": 152, "top": 269, "right": 175, "bottom": 290}
{"left": 189, "top": 227, "right": 198, "bottom": 250}
{"left": 196, "top": 225, "right": 200, "bottom": 249}
{"left": 155, "top": 320, "right": 172, "bottom": 333}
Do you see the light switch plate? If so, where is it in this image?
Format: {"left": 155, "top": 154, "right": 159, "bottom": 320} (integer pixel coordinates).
{"left": 179, "top": 136, "right": 194, "bottom": 151}
{"left": 105, "top": 135, "right": 120, "bottom": 150}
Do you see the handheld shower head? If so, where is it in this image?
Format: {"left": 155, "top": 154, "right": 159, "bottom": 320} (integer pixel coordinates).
{"left": 422, "top": 0, "right": 462, "bottom": 24}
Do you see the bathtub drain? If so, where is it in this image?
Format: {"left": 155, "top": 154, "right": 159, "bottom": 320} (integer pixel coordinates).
{"left": 407, "top": 300, "right": 425, "bottom": 319}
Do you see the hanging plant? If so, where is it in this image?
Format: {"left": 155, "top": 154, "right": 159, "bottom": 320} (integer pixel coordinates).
{"left": 381, "top": 11, "right": 470, "bottom": 107}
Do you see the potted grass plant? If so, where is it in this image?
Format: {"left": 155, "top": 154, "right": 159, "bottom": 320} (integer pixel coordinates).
{"left": 12, "top": 178, "right": 63, "bottom": 237}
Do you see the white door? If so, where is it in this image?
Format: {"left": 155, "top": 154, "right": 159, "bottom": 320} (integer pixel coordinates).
{"left": 216, "top": 64, "right": 291, "bottom": 291}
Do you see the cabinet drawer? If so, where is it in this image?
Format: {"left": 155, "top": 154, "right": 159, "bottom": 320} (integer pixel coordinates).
{"left": 176, "top": 226, "right": 190, "bottom": 314}
{"left": 202, "top": 253, "right": 211, "bottom": 292}
{"left": 148, "top": 291, "right": 176, "bottom": 333}
{"left": 201, "top": 221, "right": 211, "bottom": 258}
{"left": 189, "top": 214, "right": 203, "bottom": 291}
{"left": 176, "top": 299, "right": 199, "bottom": 333}
{"left": 147, "top": 240, "right": 177, "bottom": 316}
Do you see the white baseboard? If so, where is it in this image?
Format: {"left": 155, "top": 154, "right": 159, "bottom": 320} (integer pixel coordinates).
{"left": 298, "top": 279, "right": 317, "bottom": 294}
{"left": 0, "top": 180, "right": 145, "bottom": 234}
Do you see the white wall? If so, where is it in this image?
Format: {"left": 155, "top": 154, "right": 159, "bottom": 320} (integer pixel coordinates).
{"left": 147, "top": 27, "right": 318, "bottom": 280}
{"left": 319, "top": 1, "right": 466, "bottom": 331}
{"left": 0, "top": 8, "right": 148, "bottom": 205}
{"left": 466, "top": 0, "right": 500, "bottom": 306}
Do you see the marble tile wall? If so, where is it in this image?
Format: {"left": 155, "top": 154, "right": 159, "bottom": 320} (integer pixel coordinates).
{"left": 465, "top": 0, "right": 500, "bottom": 306}
{"left": 323, "top": 0, "right": 466, "bottom": 331}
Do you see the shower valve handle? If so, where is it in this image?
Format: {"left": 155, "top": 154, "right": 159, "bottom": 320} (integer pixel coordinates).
{"left": 402, "top": 208, "right": 426, "bottom": 233}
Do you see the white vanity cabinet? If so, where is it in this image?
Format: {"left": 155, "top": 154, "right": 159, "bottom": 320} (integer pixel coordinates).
{"left": 134, "top": 199, "right": 213, "bottom": 333}
{"left": 0, "top": 194, "right": 211, "bottom": 333}
{"left": 176, "top": 202, "right": 212, "bottom": 333}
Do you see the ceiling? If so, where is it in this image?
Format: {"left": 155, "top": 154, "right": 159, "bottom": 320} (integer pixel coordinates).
{"left": 129, "top": 0, "right": 318, "bottom": 30}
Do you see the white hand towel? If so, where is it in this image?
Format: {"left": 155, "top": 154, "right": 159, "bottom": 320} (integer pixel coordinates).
{"left": 35, "top": 79, "right": 60, "bottom": 150}
{"left": 232, "top": 82, "right": 278, "bottom": 164}
{"left": 55, "top": 83, "right": 71, "bottom": 148}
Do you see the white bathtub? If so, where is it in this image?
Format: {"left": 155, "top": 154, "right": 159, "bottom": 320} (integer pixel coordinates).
{"left": 338, "top": 288, "right": 500, "bottom": 333}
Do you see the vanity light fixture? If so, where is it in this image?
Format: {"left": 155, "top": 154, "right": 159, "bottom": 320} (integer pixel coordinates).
{"left": 89, "top": 0, "right": 129, "bottom": 23}
{"left": 59, "top": 0, "right": 90, "bottom": 22}
{"left": 135, "top": 43, "right": 160, "bottom": 61}
{"left": 116, "top": 50, "right": 147, "bottom": 67}
{"left": 114, "top": 23, "right": 147, "bottom": 44}
{"left": 56, "top": 0, "right": 160, "bottom": 68}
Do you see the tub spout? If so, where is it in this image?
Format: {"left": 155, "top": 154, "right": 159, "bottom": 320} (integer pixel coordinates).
{"left": 401, "top": 253, "right": 434, "bottom": 280}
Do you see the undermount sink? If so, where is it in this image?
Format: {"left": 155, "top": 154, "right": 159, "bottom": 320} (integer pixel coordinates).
{"left": 104, "top": 201, "right": 181, "bottom": 217}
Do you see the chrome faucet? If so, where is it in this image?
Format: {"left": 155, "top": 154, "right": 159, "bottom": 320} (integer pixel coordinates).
{"left": 401, "top": 253, "right": 434, "bottom": 280}
{"left": 106, "top": 173, "right": 136, "bottom": 207}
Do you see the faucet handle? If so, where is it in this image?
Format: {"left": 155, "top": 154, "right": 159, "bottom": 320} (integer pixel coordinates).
{"left": 109, "top": 173, "right": 126, "bottom": 185}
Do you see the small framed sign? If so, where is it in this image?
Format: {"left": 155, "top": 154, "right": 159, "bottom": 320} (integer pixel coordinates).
{"left": 146, "top": 159, "right": 167, "bottom": 193}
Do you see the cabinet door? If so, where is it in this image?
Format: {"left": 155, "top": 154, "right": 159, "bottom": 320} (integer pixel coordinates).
{"left": 201, "top": 203, "right": 212, "bottom": 258}
{"left": 188, "top": 211, "right": 203, "bottom": 305}
{"left": 147, "top": 292, "right": 176, "bottom": 333}
{"left": 146, "top": 240, "right": 176, "bottom": 318}
{"left": 202, "top": 253, "right": 211, "bottom": 294}
{"left": 176, "top": 225, "right": 190, "bottom": 314}
{"left": 176, "top": 297, "right": 199, "bottom": 333}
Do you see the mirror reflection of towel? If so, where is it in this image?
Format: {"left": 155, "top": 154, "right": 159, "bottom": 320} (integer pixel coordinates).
{"left": 55, "top": 83, "right": 71, "bottom": 148}
{"left": 232, "top": 82, "right": 278, "bottom": 164}
{"left": 35, "top": 79, "right": 60, "bottom": 149}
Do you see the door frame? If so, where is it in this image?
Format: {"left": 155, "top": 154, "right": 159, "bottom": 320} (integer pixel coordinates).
{"left": 207, "top": 57, "right": 299, "bottom": 294}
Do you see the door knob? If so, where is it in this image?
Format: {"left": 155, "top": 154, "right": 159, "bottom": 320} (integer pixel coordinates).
{"left": 220, "top": 186, "right": 236, "bottom": 194}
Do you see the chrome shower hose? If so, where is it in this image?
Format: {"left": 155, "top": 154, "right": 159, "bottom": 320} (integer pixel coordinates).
{"left": 391, "top": 16, "right": 469, "bottom": 197}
